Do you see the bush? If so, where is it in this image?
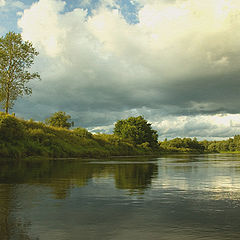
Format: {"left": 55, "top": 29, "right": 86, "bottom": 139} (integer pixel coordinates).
{"left": 0, "top": 114, "right": 25, "bottom": 141}
{"left": 72, "top": 127, "right": 92, "bottom": 138}
{"left": 45, "top": 111, "right": 73, "bottom": 129}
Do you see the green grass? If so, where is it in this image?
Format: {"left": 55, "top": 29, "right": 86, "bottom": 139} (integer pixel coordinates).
{"left": 0, "top": 113, "right": 157, "bottom": 158}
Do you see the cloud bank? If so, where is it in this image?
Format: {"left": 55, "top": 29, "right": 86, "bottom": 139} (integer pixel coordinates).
{"left": 13, "top": 0, "right": 240, "bottom": 138}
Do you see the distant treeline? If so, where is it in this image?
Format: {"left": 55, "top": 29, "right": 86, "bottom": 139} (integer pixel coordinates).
{"left": 200, "top": 136, "right": 240, "bottom": 153}
{"left": 159, "top": 137, "right": 204, "bottom": 153}
{"left": 159, "top": 136, "right": 240, "bottom": 153}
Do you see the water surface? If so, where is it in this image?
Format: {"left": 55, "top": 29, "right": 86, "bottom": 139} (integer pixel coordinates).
{"left": 1, "top": 154, "right": 240, "bottom": 240}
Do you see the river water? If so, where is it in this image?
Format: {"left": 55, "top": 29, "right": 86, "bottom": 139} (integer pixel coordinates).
{"left": 0, "top": 154, "right": 240, "bottom": 240}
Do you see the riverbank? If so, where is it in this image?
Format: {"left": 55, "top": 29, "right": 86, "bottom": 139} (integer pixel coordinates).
{"left": 0, "top": 114, "right": 158, "bottom": 158}
{"left": 2, "top": 113, "right": 240, "bottom": 159}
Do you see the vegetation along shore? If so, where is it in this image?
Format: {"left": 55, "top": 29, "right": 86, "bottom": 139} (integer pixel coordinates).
{"left": 0, "top": 113, "right": 159, "bottom": 158}
{"left": 0, "top": 112, "right": 240, "bottom": 159}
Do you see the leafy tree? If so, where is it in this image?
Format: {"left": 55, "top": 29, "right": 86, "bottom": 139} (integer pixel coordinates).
{"left": 113, "top": 116, "right": 158, "bottom": 148}
{"left": 0, "top": 32, "right": 40, "bottom": 114}
{"left": 45, "top": 111, "right": 74, "bottom": 129}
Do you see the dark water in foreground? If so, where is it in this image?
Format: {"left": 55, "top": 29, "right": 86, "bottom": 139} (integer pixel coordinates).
{"left": 1, "top": 154, "right": 240, "bottom": 240}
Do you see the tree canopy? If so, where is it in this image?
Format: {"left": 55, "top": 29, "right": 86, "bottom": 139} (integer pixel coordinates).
{"left": 159, "top": 137, "right": 205, "bottom": 153}
{"left": 45, "top": 111, "right": 74, "bottom": 129}
{"left": 0, "top": 32, "right": 40, "bottom": 114}
{"left": 113, "top": 116, "right": 158, "bottom": 148}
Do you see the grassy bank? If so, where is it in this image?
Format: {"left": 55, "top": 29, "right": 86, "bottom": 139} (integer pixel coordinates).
{"left": 3, "top": 113, "right": 240, "bottom": 159}
{"left": 0, "top": 113, "right": 157, "bottom": 158}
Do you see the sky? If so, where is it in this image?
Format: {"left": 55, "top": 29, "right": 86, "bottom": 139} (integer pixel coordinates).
{"left": 1, "top": 0, "right": 240, "bottom": 140}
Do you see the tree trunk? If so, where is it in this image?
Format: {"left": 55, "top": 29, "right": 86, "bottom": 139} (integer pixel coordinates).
{"left": 5, "top": 105, "right": 8, "bottom": 114}
{"left": 5, "top": 84, "right": 9, "bottom": 114}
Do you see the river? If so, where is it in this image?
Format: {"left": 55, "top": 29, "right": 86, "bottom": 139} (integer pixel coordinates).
{"left": 0, "top": 154, "right": 240, "bottom": 240}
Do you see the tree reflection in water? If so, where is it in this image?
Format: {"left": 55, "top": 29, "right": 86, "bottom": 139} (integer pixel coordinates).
{"left": 0, "top": 157, "right": 158, "bottom": 239}
{"left": 114, "top": 163, "right": 158, "bottom": 193}
{"left": 0, "top": 158, "right": 158, "bottom": 199}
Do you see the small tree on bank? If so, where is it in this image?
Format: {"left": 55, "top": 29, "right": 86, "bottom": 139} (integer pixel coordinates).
{"left": 0, "top": 32, "right": 40, "bottom": 114}
{"left": 113, "top": 116, "right": 158, "bottom": 149}
{"left": 45, "top": 111, "right": 74, "bottom": 129}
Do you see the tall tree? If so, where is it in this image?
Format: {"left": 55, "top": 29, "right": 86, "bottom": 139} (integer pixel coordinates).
{"left": 0, "top": 32, "right": 40, "bottom": 114}
{"left": 114, "top": 116, "right": 158, "bottom": 148}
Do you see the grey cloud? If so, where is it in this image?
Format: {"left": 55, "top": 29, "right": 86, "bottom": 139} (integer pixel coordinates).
{"left": 11, "top": 0, "right": 240, "bottom": 139}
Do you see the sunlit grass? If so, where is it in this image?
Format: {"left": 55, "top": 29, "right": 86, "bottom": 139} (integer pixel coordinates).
{"left": 0, "top": 113, "right": 155, "bottom": 158}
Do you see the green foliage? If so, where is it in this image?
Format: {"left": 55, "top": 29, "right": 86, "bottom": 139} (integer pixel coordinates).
{"left": 199, "top": 135, "right": 240, "bottom": 153}
{"left": 159, "top": 136, "right": 240, "bottom": 153}
{"left": 45, "top": 111, "right": 74, "bottom": 129}
{"left": 8, "top": 113, "right": 240, "bottom": 158}
{"left": 159, "top": 137, "right": 205, "bottom": 153}
{"left": 0, "top": 113, "right": 157, "bottom": 158}
{"left": 114, "top": 116, "right": 158, "bottom": 149}
{"left": 93, "top": 133, "right": 137, "bottom": 156}
{"left": 139, "top": 142, "right": 151, "bottom": 151}
{"left": 72, "top": 127, "right": 92, "bottom": 138}
{"left": 0, "top": 113, "right": 24, "bottom": 141}
{"left": 0, "top": 32, "right": 40, "bottom": 114}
